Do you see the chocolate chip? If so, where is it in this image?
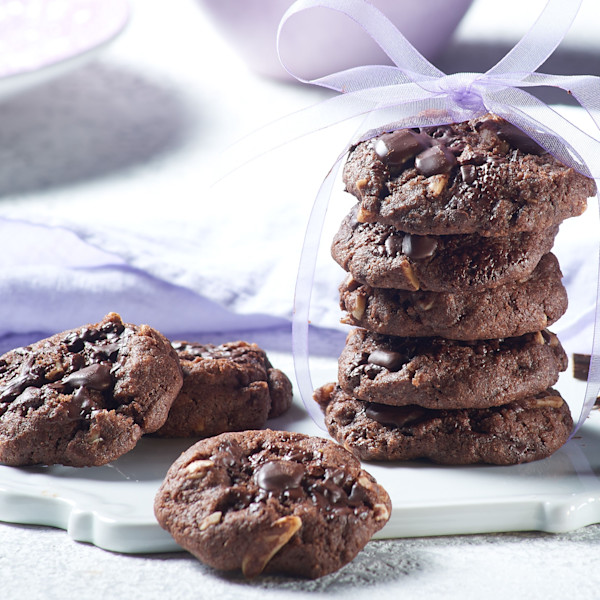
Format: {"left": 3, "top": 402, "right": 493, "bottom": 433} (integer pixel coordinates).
{"left": 573, "top": 353, "right": 591, "bottom": 381}
{"left": 347, "top": 482, "right": 369, "bottom": 506}
{"left": 365, "top": 404, "right": 426, "bottom": 428}
{"left": 477, "top": 119, "right": 545, "bottom": 155}
{"left": 12, "top": 387, "right": 43, "bottom": 411}
{"left": 0, "top": 358, "right": 45, "bottom": 403}
{"left": 63, "top": 363, "right": 113, "bottom": 391}
{"left": 63, "top": 332, "right": 85, "bottom": 353}
{"left": 460, "top": 164, "right": 477, "bottom": 185}
{"left": 374, "top": 130, "right": 428, "bottom": 171}
{"left": 415, "top": 145, "right": 457, "bottom": 176}
{"left": 384, "top": 234, "right": 403, "bottom": 257}
{"left": 90, "top": 342, "right": 120, "bottom": 362}
{"left": 73, "top": 386, "right": 101, "bottom": 418}
{"left": 255, "top": 460, "right": 305, "bottom": 492}
{"left": 100, "top": 320, "right": 124, "bottom": 336}
{"left": 367, "top": 349, "right": 406, "bottom": 372}
{"left": 401, "top": 234, "right": 437, "bottom": 259}
{"left": 495, "top": 122, "right": 545, "bottom": 155}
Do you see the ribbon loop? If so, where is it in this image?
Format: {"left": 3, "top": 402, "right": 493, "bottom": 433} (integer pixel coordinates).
{"left": 274, "top": 0, "right": 600, "bottom": 179}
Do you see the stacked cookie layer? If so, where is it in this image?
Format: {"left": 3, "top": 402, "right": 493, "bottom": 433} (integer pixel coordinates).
{"left": 315, "top": 114, "right": 596, "bottom": 465}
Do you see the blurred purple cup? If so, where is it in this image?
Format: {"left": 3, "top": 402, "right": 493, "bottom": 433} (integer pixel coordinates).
{"left": 197, "top": 0, "right": 473, "bottom": 81}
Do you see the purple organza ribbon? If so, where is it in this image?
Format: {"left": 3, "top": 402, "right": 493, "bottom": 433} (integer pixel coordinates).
{"left": 281, "top": 0, "right": 600, "bottom": 434}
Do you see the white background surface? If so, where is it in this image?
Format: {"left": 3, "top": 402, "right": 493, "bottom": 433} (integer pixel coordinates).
{"left": 2, "top": 0, "right": 600, "bottom": 598}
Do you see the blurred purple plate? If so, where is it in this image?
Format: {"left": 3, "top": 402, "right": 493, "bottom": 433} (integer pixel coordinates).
{"left": 0, "top": 0, "right": 130, "bottom": 99}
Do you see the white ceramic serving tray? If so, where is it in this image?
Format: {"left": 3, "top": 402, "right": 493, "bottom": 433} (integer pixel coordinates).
{"left": 0, "top": 352, "right": 597, "bottom": 554}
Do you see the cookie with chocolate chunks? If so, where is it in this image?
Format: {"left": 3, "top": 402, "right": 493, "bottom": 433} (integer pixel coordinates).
{"left": 339, "top": 253, "right": 568, "bottom": 340}
{"left": 343, "top": 113, "right": 595, "bottom": 236}
{"left": 338, "top": 328, "right": 567, "bottom": 410}
{"left": 154, "top": 340, "right": 293, "bottom": 438}
{"left": 154, "top": 429, "right": 391, "bottom": 579}
{"left": 0, "top": 313, "right": 183, "bottom": 467}
{"left": 332, "top": 206, "right": 558, "bottom": 291}
{"left": 314, "top": 383, "right": 572, "bottom": 465}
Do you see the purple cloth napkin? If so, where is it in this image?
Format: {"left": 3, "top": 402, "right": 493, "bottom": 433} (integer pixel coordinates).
{"left": 0, "top": 218, "right": 291, "bottom": 343}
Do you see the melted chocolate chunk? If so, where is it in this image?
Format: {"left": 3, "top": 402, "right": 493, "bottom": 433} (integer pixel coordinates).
{"left": 64, "top": 332, "right": 85, "bottom": 353}
{"left": 401, "top": 234, "right": 437, "bottom": 259}
{"left": 0, "top": 357, "right": 45, "bottom": 403}
{"left": 347, "top": 481, "right": 369, "bottom": 506}
{"left": 255, "top": 460, "right": 305, "bottom": 492}
{"left": 374, "top": 130, "right": 429, "bottom": 171}
{"left": 414, "top": 145, "right": 457, "bottom": 176}
{"left": 494, "top": 121, "right": 545, "bottom": 155}
{"left": 64, "top": 321, "right": 126, "bottom": 356}
{"left": 460, "top": 164, "right": 477, "bottom": 184}
{"left": 90, "top": 342, "right": 120, "bottom": 361}
{"left": 74, "top": 386, "right": 94, "bottom": 408}
{"left": 63, "top": 363, "right": 113, "bottom": 391}
{"left": 368, "top": 349, "right": 406, "bottom": 372}
{"left": 365, "top": 404, "right": 426, "bottom": 428}
{"left": 12, "top": 387, "right": 43, "bottom": 411}
{"left": 573, "top": 353, "right": 591, "bottom": 381}
{"left": 384, "top": 234, "right": 403, "bottom": 257}
{"left": 306, "top": 467, "right": 351, "bottom": 510}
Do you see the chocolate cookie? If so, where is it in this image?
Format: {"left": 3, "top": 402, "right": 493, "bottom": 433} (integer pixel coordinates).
{"left": 154, "top": 429, "right": 391, "bottom": 579}
{"left": 339, "top": 253, "right": 568, "bottom": 340}
{"left": 343, "top": 113, "right": 595, "bottom": 236}
{"left": 155, "top": 341, "right": 293, "bottom": 438}
{"left": 0, "top": 313, "right": 183, "bottom": 467}
{"left": 314, "top": 383, "right": 572, "bottom": 465}
{"left": 337, "top": 328, "right": 567, "bottom": 410}
{"left": 331, "top": 207, "right": 558, "bottom": 291}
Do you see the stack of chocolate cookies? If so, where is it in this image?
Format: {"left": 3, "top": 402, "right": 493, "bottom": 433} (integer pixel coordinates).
{"left": 315, "top": 113, "right": 597, "bottom": 465}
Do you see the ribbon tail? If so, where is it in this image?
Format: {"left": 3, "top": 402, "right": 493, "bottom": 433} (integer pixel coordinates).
{"left": 519, "top": 73, "right": 600, "bottom": 143}
{"left": 292, "top": 156, "right": 344, "bottom": 431}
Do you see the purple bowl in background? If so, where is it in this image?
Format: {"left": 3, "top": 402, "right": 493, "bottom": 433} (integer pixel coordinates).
{"left": 197, "top": 0, "right": 473, "bottom": 81}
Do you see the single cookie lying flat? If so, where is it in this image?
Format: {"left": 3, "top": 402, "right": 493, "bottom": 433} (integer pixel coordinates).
{"left": 343, "top": 113, "right": 595, "bottom": 236}
{"left": 339, "top": 253, "right": 567, "bottom": 340}
{"left": 331, "top": 207, "right": 558, "bottom": 291}
{"left": 314, "top": 383, "right": 572, "bottom": 465}
{"left": 0, "top": 313, "right": 183, "bottom": 467}
{"left": 154, "top": 341, "right": 293, "bottom": 438}
{"left": 154, "top": 429, "right": 391, "bottom": 579}
{"left": 338, "top": 328, "right": 567, "bottom": 410}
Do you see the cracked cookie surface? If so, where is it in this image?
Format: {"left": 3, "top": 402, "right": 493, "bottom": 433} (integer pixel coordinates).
{"left": 343, "top": 113, "right": 595, "bottom": 236}
{"left": 0, "top": 312, "right": 183, "bottom": 467}
{"left": 155, "top": 340, "right": 293, "bottom": 438}
{"left": 154, "top": 429, "right": 391, "bottom": 579}
{"left": 337, "top": 328, "right": 567, "bottom": 410}
{"left": 314, "top": 383, "right": 572, "bottom": 465}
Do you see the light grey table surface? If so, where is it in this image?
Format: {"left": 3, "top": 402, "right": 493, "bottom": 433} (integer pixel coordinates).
{"left": 2, "top": 1, "right": 600, "bottom": 598}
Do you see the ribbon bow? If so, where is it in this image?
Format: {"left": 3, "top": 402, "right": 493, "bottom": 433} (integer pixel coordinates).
{"left": 275, "top": 0, "right": 600, "bottom": 434}
{"left": 276, "top": 0, "right": 600, "bottom": 175}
